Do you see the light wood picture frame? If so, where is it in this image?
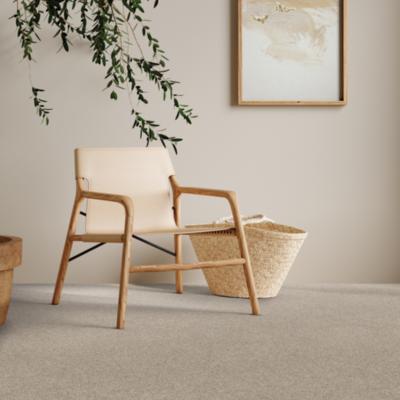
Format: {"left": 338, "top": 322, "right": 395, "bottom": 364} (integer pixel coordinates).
{"left": 238, "top": 0, "right": 347, "bottom": 106}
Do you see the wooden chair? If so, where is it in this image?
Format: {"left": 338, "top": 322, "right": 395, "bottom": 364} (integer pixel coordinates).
{"left": 52, "top": 147, "right": 260, "bottom": 329}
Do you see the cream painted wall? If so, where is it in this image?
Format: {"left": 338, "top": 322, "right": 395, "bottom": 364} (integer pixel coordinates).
{"left": 1, "top": 0, "right": 400, "bottom": 286}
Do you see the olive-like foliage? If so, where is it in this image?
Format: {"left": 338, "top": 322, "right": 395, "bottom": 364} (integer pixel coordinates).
{"left": 11, "top": 0, "right": 196, "bottom": 153}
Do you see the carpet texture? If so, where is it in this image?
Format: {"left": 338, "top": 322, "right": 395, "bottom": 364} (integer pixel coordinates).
{"left": 1, "top": 284, "right": 399, "bottom": 400}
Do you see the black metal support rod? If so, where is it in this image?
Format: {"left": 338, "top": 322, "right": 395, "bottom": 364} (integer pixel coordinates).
{"left": 132, "top": 235, "right": 176, "bottom": 257}
{"left": 69, "top": 242, "right": 106, "bottom": 262}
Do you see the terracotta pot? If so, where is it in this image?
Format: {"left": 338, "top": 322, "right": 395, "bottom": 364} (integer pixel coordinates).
{"left": 0, "top": 236, "right": 22, "bottom": 325}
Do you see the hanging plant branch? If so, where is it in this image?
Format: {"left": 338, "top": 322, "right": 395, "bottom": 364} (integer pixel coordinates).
{"left": 31, "top": 87, "right": 51, "bottom": 125}
{"left": 11, "top": 0, "right": 196, "bottom": 153}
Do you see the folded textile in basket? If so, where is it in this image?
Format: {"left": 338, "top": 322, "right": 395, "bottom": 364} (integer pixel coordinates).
{"left": 213, "top": 214, "right": 274, "bottom": 225}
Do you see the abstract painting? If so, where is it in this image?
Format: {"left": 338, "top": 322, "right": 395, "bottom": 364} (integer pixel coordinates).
{"left": 238, "top": 0, "right": 347, "bottom": 105}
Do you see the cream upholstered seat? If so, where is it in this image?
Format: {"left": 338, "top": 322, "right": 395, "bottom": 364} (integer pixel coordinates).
{"left": 52, "top": 147, "right": 260, "bottom": 329}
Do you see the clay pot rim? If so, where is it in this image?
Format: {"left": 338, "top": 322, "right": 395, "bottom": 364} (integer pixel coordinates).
{"left": 0, "top": 236, "right": 22, "bottom": 244}
{"left": 0, "top": 236, "right": 22, "bottom": 272}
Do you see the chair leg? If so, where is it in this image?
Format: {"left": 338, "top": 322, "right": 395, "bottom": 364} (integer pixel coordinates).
{"left": 175, "top": 234, "right": 183, "bottom": 294}
{"left": 52, "top": 237, "right": 73, "bottom": 305}
{"left": 233, "top": 215, "right": 260, "bottom": 315}
{"left": 175, "top": 271, "right": 183, "bottom": 294}
{"left": 52, "top": 197, "right": 82, "bottom": 305}
{"left": 228, "top": 194, "right": 260, "bottom": 315}
{"left": 241, "top": 253, "right": 260, "bottom": 315}
{"left": 116, "top": 236, "right": 132, "bottom": 329}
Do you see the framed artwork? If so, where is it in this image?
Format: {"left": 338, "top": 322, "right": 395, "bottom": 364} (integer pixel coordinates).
{"left": 238, "top": 0, "right": 347, "bottom": 106}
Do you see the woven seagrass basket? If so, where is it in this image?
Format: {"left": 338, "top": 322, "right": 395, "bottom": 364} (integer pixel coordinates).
{"left": 189, "top": 222, "right": 307, "bottom": 298}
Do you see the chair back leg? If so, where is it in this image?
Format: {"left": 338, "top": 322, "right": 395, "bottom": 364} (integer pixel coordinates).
{"left": 175, "top": 234, "right": 183, "bottom": 294}
{"left": 172, "top": 187, "right": 183, "bottom": 294}
{"left": 52, "top": 197, "right": 82, "bottom": 305}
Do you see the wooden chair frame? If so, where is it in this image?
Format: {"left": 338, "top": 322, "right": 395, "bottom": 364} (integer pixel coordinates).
{"left": 52, "top": 175, "right": 260, "bottom": 329}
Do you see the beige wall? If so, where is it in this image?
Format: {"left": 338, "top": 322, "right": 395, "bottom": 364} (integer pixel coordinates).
{"left": 1, "top": 0, "right": 400, "bottom": 286}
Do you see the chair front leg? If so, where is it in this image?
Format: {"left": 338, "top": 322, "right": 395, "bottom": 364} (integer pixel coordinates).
{"left": 116, "top": 214, "right": 133, "bottom": 329}
{"left": 229, "top": 195, "right": 260, "bottom": 316}
{"left": 52, "top": 196, "right": 83, "bottom": 305}
{"left": 237, "top": 232, "right": 260, "bottom": 315}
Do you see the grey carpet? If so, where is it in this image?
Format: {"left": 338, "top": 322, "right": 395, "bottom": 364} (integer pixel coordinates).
{"left": 0, "top": 284, "right": 399, "bottom": 400}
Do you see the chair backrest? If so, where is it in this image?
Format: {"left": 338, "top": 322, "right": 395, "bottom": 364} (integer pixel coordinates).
{"left": 75, "top": 147, "right": 177, "bottom": 234}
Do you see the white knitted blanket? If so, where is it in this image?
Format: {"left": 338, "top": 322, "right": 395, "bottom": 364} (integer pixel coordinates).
{"left": 213, "top": 214, "right": 273, "bottom": 225}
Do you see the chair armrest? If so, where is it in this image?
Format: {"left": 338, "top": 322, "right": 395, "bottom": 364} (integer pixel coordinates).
{"left": 176, "top": 186, "right": 235, "bottom": 200}
{"left": 170, "top": 176, "right": 241, "bottom": 230}
{"left": 80, "top": 190, "right": 133, "bottom": 216}
{"left": 174, "top": 185, "right": 242, "bottom": 227}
